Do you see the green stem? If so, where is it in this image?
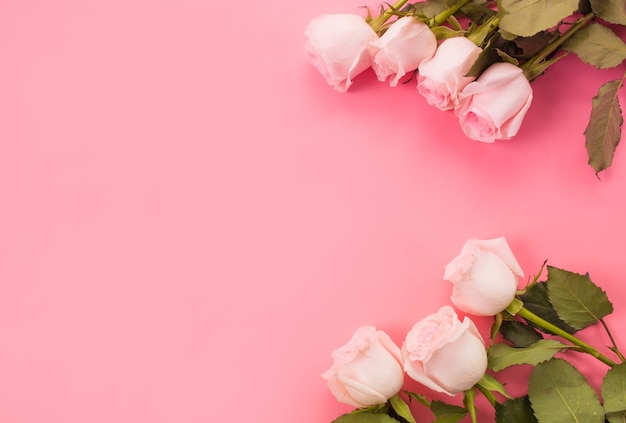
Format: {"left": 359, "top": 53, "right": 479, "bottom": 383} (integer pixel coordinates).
{"left": 466, "top": 15, "right": 500, "bottom": 46}
{"left": 464, "top": 389, "right": 478, "bottom": 423}
{"left": 433, "top": 0, "right": 472, "bottom": 26}
{"left": 517, "top": 306, "right": 618, "bottom": 367}
{"left": 476, "top": 384, "right": 498, "bottom": 408}
{"left": 369, "top": 0, "right": 410, "bottom": 32}
{"left": 521, "top": 12, "right": 594, "bottom": 71}
{"left": 600, "top": 318, "right": 626, "bottom": 362}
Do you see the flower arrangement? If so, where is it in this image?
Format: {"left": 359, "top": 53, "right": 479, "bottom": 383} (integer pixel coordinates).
{"left": 323, "top": 237, "right": 626, "bottom": 423}
{"left": 304, "top": 0, "right": 626, "bottom": 174}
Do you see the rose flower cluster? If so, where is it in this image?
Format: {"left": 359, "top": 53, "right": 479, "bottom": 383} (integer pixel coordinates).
{"left": 323, "top": 237, "right": 520, "bottom": 406}
{"left": 322, "top": 236, "right": 626, "bottom": 423}
{"left": 305, "top": 12, "right": 532, "bottom": 143}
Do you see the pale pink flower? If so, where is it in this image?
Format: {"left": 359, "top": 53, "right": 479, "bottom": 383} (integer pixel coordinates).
{"left": 444, "top": 237, "right": 524, "bottom": 316}
{"left": 371, "top": 17, "right": 437, "bottom": 87}
{"left": 322, "top": 326, "right": 404, "bottom": 407}
{"left": 403, "top": 306, "right": 487, "bottom": 395}
{"left": 304, "top": 14, "right": 378, "bottom": 92}
{"left": 417, "top": 36, "right": 482, "bottom": 110}
{"left": 455, "top": 62, "right": 533, "bottom": 142}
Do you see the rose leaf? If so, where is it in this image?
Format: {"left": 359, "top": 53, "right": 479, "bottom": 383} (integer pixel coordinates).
{"left": 584, "top": 78, "right": 624, "bottom": 175}
{"left": 602, "top": 362, "right": 626, "bottom": 423}
{"left": 563, "top": 24, "right": 626, "bottom": 69}
{"left": 495, "top": 397, "right": 538, "bottom": 423}
{"left": 332, "top": 412, "right": 401, "bottom": 423}
{"left": 498, "top": 0, "right": 578, "bottom": 37}
{"left": 488, "top": 339, "right": 569, "bottom": 371}
{"left": 590, "top": 0, "right": 626, "bottom": 25}
{"left": 529, "top": 358, "right": 604, "bottom": 423}
{"left": 546, "top": 266, "right": 613, "bottom": 330}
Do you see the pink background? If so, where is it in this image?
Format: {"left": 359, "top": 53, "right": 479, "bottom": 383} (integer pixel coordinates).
{"left": 1, "top": 1, "right": 625, "bottom": 422}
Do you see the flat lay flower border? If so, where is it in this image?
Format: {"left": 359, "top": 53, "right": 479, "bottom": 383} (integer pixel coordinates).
{"left": 323, "top": 237, "right": 626, "bottom": 423}
{"left": 304, "top": 0, "right": 626, "bottom": 175}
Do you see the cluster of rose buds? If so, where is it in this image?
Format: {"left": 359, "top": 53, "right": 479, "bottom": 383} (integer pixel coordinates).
{"left": 305, "top": 14, "right": 533, "bottom": 143}
{"left": 323, "top": 237, "right": 522, "bottom": 406}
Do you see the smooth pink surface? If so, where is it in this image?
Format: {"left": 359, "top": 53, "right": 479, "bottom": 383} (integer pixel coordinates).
{"left": 1, "top": 1, "right": 625, "bottom": 422}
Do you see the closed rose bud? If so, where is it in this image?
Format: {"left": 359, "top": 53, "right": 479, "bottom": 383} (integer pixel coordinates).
{"left": 455, "top": 62, "right": 533, "bottom": 142}
{"left": 444, "top": 237, "right": 524, "bottom": 316}
{"left": 322, "top": 326, "right": 404, "bottom": 407}
{"left": 304, "top": 14, "right": 378, "bottom": 92}
{"left": 417, "top": 37, "right": 482, "bottom": 110}
{"left": 402, "top": 306, "right": 487, "bottom": 395}
{"left": 371, "top": 17, "right": 437, "bottom": 87}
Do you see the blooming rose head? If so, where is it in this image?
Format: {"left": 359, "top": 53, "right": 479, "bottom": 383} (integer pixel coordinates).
{"left": 402, "top": 306, "right": 487, "bottom": 395}
{"left": 455, "top": 62, "right": 533, "bottom": 142}
{"left": 417, "top": 37, "right": 482, "bottom": 110}
{"left": 304, "top": 14, "right": 378, "bottom": 92}
{"left": 444, "top": 237, "right": 524, "bottom": 316}
{"left": 322, "top": 326, "right": 404, "bottom": 407}
{"left": 371, "top": 17, "right": 437, "bottom": 87}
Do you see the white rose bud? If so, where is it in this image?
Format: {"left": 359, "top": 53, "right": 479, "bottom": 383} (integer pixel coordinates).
{"left": 444, "top": 237, "right": 524, "bottom": 316}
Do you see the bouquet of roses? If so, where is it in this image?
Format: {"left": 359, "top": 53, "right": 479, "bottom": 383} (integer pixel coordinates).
{"left": 304, "top": 0, "right": 626, "bottom": 174}
{"left": 323, "top": 237, "right": 625, "bottom": 423}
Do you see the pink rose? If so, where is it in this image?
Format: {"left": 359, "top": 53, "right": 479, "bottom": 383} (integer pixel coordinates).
{"left": 322, "top": 326, "right": 404, "bottom": 407}
{"left": 455, "top": 62, "right": 533, "bottom": 142}
{"left": 371, "top": 17, "right": 437, "bottom": 87}
{"left": 304, "top": 14, "right": 378, "bottom": 92}
{"left": 444, "top": 237, "right": 524, "bottom": 316}
{"left": 417, "top": 37, "right": 482, "bottom": 110}
{"left": 402, "top": 306, "right": 487, "bottom": 395}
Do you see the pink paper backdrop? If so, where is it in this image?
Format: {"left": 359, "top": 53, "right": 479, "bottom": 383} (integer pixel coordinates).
{"left": 1, "top": 1, "right": 625, "bottom": 422}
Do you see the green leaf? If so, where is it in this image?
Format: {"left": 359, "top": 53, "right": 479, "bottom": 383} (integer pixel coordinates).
{"left": 590, "top": 0, "right": 626, "bottom": 25}
{"left": 498, "top": 0, "right": 579, "bottom": 37}
{"left": 563, "top": 24, "right": 626, "bottom": 69}
{"left": 528, "top": 358, "right": 604, "bottom": 423}
{"left": 478, "top": 373, "right": 512, "bottom": 399}
{"left": 602, "top": 362, "right": 626, "bottom": 423}
{"left": 333, "top": 413, "right": 401, "bottom": 423}
{"left": 584, "top": 78, "right": 625, "bottom": 175}
{"left": 430, "top": 401, "right": 467, "bottom": 423}
{"left": 405, "top": 391, "right": 430, "bottom": 408}
{"left": 430, "top": 25, "right": 465, "bottom": 40}
{"left": 518, "top": 282, "right": 577, "bottom": 335}
{"left": 495, "top": 397, "right": 538, "bottom": 423}
{"left": 500, "top": 320, "right": 544, "bottom": 348}
{"left": 351, "top": 404, "right": 389, "bottom": 415}
{"left": 547, "top": 266, "right": 614, "bottom": 330}
{"left": 388, "top": 395, "right": 416, "bottom": 423}
{"left": 488, "top": 339, "right": 569, "bottom": 371}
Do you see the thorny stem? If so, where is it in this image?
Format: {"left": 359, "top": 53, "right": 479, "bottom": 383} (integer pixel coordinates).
{"left": 517, "top": 306, "right": 618, "bottom": 367}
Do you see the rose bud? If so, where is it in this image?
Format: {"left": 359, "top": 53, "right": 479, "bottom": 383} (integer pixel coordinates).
{"left": 417, "top": 36, "right": 482, "bottom": 110}
{"left": 402, "top": 306, "right": 488, "bottom": 395}
{"left": 455, "top": 62, "right": 533, "bottom": 142}
{"left": 444, "top": 237, "right": 524, "bottom": 316}
{"left": 322, "top": 326, "right": 404, "bottom": 407}
{"left": 371, "top": 17, "right": 437, "bottom": 87}
{"left": 304, "top": 14, "right": 378, "bottom": 92}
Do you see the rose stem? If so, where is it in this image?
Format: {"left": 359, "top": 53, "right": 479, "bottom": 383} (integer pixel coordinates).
{"left": 517, "top": 306, "right": 618, "bottom": 367}
{"left": 599, "top": 318, "right": 626, "bottom": 362}
{"left": 432, "top": 0, "right": 472, "bottom": 26}
{"left": 476, "top": 383, "right": 498, "bottom": 408}
{"left": 464, "top": 388, "right": 478, "bottom": 423}
{"left": 369, "top": 0, "right": 410, "bottom": 32}
{"left": 521, "top": 12, "right": 595, "bottom": 72}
